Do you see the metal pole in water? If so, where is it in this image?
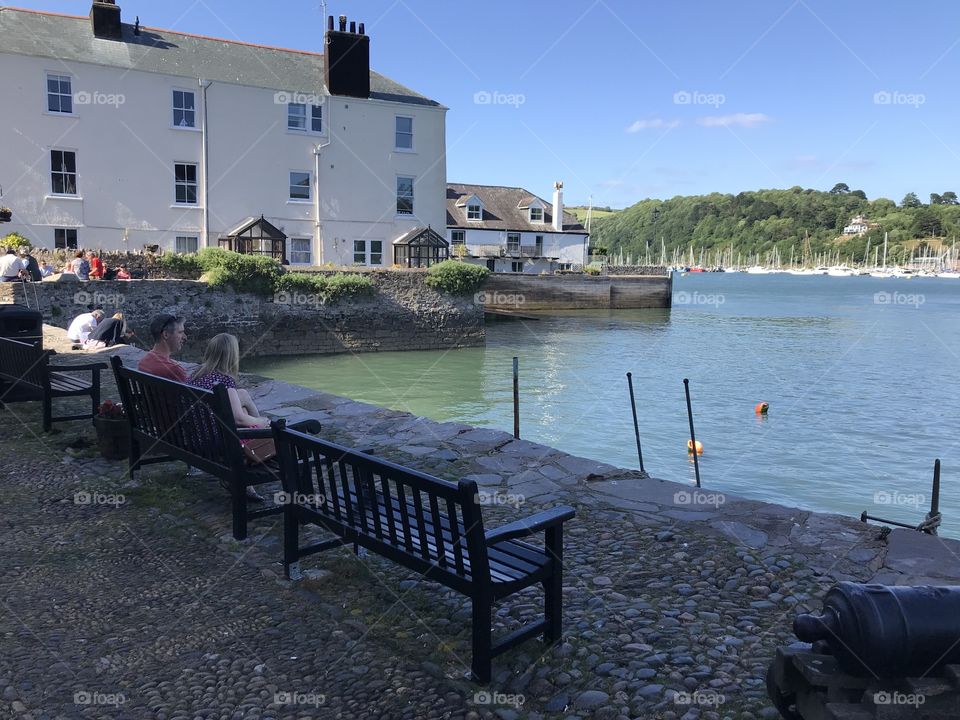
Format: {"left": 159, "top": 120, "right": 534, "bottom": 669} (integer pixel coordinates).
{"left": 626, "top": 372, "right": 645, "bottom": 473}
{"left": 512, "top": 356, "right": 519, "bottom": 439}
{"left": 927, "top": 459, "right": 942, "bottom": 535}
{"left": 684, "top": 378, "right": 701, "bottom": 488}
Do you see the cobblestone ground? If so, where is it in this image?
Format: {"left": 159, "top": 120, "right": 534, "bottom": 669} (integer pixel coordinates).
{"left": 0, "top": 373, "right": 880, "bottom": 720}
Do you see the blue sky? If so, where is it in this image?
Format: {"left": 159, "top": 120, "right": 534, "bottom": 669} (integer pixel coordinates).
{"left": 14, "top": 1, "right": 960, "bottom": 208}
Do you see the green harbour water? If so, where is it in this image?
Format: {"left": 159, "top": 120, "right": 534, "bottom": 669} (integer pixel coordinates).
{"left": 245, "top": 273, "right": 960, "bottom": 537}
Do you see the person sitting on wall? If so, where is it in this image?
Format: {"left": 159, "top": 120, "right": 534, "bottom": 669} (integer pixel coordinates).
{"left": 88, "top": 251, "right": 104, "bottom": 280}
{"left": 0, "top": 247, "right": 23, "bottom": 282}
{"left": 67, "top": 309, "right": 105, "bottom": 347}
{"left": 138, "top": 314, "right": 188, "bottom": 382}
{"left": 70, "top": 250, "right": 90, "bottom": 281}
{"left": 84, "top": 312, "right": 134, "bottom": 349}
{"left": 19, "top": 247, "right": 42, "bottom": 282}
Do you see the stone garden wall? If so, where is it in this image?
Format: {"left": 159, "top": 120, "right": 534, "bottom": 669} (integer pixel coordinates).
{"left": 0, "top": 271, "right": 484, "bottom": 360}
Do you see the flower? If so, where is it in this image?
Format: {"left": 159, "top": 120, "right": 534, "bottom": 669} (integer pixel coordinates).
{"left": 97, "top": 400, "right": 125, "bottom": 419}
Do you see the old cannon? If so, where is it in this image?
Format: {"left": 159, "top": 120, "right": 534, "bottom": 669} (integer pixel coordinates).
{"left": 767, "top": 582, "right": 960, "bottom": 719}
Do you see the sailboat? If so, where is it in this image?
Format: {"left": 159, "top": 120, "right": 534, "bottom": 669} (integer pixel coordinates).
{"left": 870, "top": 232, "right": 895, "bottom": 278}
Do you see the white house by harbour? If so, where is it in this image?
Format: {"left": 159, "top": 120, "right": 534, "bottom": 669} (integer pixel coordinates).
{"left": 446, "top": 182, "right": 589, "bottom": 273}
{"left": 0, "top": 2, "right": 448, "bottom": 266}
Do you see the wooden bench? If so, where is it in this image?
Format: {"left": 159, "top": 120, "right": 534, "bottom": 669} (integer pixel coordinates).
{"left": 0, "top": 336, "right": 105, "bottom": 431}
{"left": 111, "top": 356, "right": 319, "bottom": 540}
{"left": 271, "top": 419, "right": 576, "bottom": 683}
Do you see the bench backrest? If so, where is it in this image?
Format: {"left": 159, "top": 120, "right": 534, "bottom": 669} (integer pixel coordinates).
{"left": 111, "top": 356, "right": 243, "bottom": 476}
{"left": 273, "top": 422, "right": 490, "bottom": 594}
{"left": 0, "top": 336, "right": 49, "bottom": 394}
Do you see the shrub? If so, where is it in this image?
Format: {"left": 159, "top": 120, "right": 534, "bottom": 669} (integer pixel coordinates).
{"left": 424, "top": 260, "right": 489, "bottom": 294}
{"left": 191, "top": 250, "right": 282, "bottom": 296}
{"left": 584, "top": 264, "right": 602, "bottom": 276}
{"left": 274, "top": 272, "right": 374, "bottom": 304}
{"left": 2, "top": 232, "right": 31, "bottom": 250}
{"left": 158, "top": 252, "right": 202, "bottom": 277}
{"left": 196, "top": 247, "right": 233, "bottom": 271}
{"left": 324, "top": 273, "right": 374, "bottom": 303}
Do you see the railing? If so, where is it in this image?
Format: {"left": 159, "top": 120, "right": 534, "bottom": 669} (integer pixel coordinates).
{"left": 471, "top": 245, "right": 559, "bottom": 260}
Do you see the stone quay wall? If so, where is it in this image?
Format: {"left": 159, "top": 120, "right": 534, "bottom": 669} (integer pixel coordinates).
{"left": 605, "top": 265, "right": 670, "bottom": 276}
{"left": 0, "top": 272, "right": 483, "bottom": 360}
{"left": 481, "top": 272, "right": 672, "bottom": 310}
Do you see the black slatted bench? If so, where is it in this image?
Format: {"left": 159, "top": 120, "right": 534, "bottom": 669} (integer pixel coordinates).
{"left": 271, "top": 418, "right": 575, "bottom": 683}
{"left": 0, "top": 336, "right": 105, "bottom": 431}
{"left": 111, "top": 356, "right": 320, "bottom": 540}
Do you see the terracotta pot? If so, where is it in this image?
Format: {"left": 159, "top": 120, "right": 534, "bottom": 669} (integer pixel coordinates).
{"left": 93, "top": 415, "right": 130, "bottom": 460}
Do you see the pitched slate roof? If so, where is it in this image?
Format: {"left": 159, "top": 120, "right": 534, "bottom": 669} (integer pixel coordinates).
{"left": 447, "top": 183, "right": 586, "bottom": 234}
{"left": 0, "top": 7, "right": 442, "bottom": 107}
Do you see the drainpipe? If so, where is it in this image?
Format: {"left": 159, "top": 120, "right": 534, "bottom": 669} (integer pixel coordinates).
{"left": 313, "top": 100, "right": 332, "bottom": 264}
{"left": 199, "top": 78, "right": 212, "bottom": 248}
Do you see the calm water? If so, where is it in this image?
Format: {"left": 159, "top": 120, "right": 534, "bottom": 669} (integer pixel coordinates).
{"left": 245, "top": 274, "right": 960, "bottom": 536}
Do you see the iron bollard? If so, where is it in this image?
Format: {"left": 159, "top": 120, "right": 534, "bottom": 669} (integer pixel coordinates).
{"left": 793, "top": 581, "right": 960, "bottom": 677}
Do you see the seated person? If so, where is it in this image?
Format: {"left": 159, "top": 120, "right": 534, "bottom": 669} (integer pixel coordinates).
{"left": 88, "top": 251, "right": 104, "bottom": 280}
{"left": 67, "top": 309, "right": 104, "bottom": 345}
{"left": 115, "top": 266, "right": 131, "bottom": 280}
{"left": 189, "top": 333, "right": 267, "bottom": 427}
{"left": 138, "top": 314, "right": 187, "bottom": 382}
{"left": 84, "top": 312, "right": 134, "bottom": 348}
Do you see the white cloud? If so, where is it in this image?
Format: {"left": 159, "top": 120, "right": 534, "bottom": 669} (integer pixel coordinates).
{"left": 626, "top": 117, "right": 681, "bottom": 133}
{"left": 697, "top": 112, "right": 770, "bottom": 128}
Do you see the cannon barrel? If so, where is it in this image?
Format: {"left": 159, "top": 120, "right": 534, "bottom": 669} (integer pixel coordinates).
{"left": 794, "top": 581, "right": 960, "bottom": 677}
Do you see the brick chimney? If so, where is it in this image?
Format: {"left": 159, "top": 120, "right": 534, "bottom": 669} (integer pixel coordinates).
{"left": 324, "top": 15, "right": 370, "bottom": 99}
{"left": 552, "top": 181, "right": 564, "bottom": 232}
{"left": 91, "top": 0, "right": 122, "bottom": 39}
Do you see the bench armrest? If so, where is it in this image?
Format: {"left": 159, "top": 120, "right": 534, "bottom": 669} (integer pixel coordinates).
{"left": 52, "top": 361, "right": 108, "bottom": 372}
{"left": 237, "top": 427, "right": 274, "bottom": 439}
{"left": 484, "top": 505, "right": 575, "bottom": 545}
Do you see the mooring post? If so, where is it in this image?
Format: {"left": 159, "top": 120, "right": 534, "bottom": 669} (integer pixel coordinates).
{"left": 927, "top": 458, "right": 941, "bottom": 535}
{"left": 684, "top": 378, "right": 701, "bottom": 488}
{"left": 512, "top": 356, "right": 519, "bottom": 439}
{"left": 626, "top": 372, "right": 645, "bottom": 473}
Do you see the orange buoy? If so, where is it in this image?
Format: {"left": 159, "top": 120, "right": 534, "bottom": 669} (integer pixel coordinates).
{"left": 754, "top": 402, "right": 769, "bottom": 415}
{"left": 687, "top": 439, "right": 703, "bottom": 455}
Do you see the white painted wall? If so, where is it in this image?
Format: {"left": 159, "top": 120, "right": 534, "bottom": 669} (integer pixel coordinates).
{"left": 0, "top": 52, "right": 446, "bottom": 266}
{"left": 448, "top": 227, "right": 587, "bottom": 272}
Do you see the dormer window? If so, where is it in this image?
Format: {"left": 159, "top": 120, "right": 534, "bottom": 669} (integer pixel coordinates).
{"left": 467, "top": 204, "right": 482, "bottom": 221}
{"left": 530, "top": 207, "right": 544, "bottom": 223}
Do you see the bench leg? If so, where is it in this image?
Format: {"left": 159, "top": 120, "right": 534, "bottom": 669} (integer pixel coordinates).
{"left": 232, "top": 482, "right": 247, "bottom": 541}
{"left": 543, "top": 525, "right": 563, "bottom": 644}
{"left": 471, "top": 594, "right": 492, "bottom": 683}
{"left": 283, "top": 506, "right": 300, "bottom": 579}
{"left": 42, "top": 394, "right": 52, "bottom": 432}
{"left": 128, "top": 439, "right": 141, "bottom": 479}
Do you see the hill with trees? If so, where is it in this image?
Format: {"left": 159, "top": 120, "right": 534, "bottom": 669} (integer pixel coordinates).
{"left": 589, "top": 185, "right": 960, "bottom": 266}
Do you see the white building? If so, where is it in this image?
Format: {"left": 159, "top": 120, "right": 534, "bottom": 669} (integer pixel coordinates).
{"left": 842, "top": 214, "right": 870, "bottom": 235}
{"left": 446, "top": 182, "right": 588, "bottom": 273}
{"left": 0, "top": 3, "right": 448, "bottom": 266}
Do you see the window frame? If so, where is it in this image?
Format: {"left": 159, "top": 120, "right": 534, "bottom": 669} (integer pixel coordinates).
{"left": 370, "top": 240, "right": 383, "bottom": 266}
{"left": 46, "top": 72, "right": 74, "bottom": 115}
{"left": 172, "top": 89, "right": 197, "bottom": 129}
{"left": 54, "top": 228, "right": 78, "bottom": 249}
{"left": 287, "top": 102, "right": 307, "bottom": 131}
{"left": 289, "top": 170, "right": 312, "bottom": 202}
{"left": 174, "top": 162, "right": 199, "bottom": 205}
{"left": 506, "top": 232, "right": 521, "bottom": 253}
{"left": 50, "top": 149, "right": 78, "bottom": 196}
{"left": 396, "top": 176, "right": 415, "bottom": 216}
{"left": 353, "top": 239, "right": 367, "bottom": 265}
{"left": 467, "top": 204, "right": 482, "bottom": 221}
{"left": 511, "top": 261, "right": 524, "bottom": 273}
{"left": 289, "top": 237, "right": 312, "bottom": 265}
{"left": 529, "top": 207, "right": 544, "bottom": 223}
{"left": 451, "top": 230, "right": 466, "bottom": 245}
{"left": 287, "top": 102, "right": 324, "bottom": 134}
{"left": 175, "top": 235, "right": 199, "bottom": 254}
{"left": 394, "top": 115, "right": 414, "bottom": 151}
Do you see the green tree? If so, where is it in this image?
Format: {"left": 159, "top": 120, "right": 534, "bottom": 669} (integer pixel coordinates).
{"left": 830, "top": 183, "right": 850, "bottom": 194}
{"left": 901, "top": 192, "right": 922, "bottom": 208}
{"left": 942, "top": 191, "right": 958, "bottom": 205}
{"left": 930, "top": 193, "right": 943, "bottom": 205}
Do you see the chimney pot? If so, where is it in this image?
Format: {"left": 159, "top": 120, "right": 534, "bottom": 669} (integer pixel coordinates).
{"left": 325, "top": 15, "right": 371, "bottom": 99}
{"left": 359, "top": 23, "right": 365, "bottom": 35}
{"left": 349, "top": 20, "right": 356, "bottom": 33}
{"left": 339, "top": 15, "right": 347, "bottom": 31}
{"left": 327, "top": 15, "right": 334, "bottom": 31}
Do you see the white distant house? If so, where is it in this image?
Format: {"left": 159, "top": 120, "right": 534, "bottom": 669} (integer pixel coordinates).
{"left": 0, "top": 3, "right": 448, "bottom": 267}
{"left": 842, "top": 214, "right": 870, "bottom": 235}
{"left": 446, "top": 182, "right": 589, "bottom": 273}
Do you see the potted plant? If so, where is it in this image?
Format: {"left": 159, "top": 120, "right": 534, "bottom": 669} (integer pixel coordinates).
{"left": 93, "top": 399, "right": 130, "bottom": 460}
{"left": 0, "top": 207, "right": 11, "bottom": 223}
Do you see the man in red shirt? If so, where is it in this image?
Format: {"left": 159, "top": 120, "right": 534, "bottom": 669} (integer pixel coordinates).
{"left": 138, "top": 314, "right": 188, "bottom": 382}
{"left": 88, "top": 251, "right": 104, "bottom": 280}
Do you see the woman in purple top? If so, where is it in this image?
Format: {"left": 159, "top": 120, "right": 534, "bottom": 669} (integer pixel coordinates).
{"left": 189, "top": 333, "right": 267, "bottom": 428}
